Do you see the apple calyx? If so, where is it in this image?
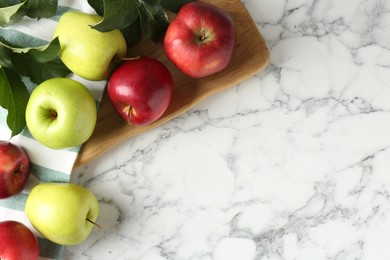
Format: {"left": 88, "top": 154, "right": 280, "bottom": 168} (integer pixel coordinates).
{"left": 49, "top": 110, "right": 58, "bottom": 120}
{"left": 200, "top": 28, "right": 207, "bottom": 41}
{"left": 120, "top": 105, "right": 134, "bottom": 125}
{"left": 86, "top": 218, "right": 102, "bottom": 229}
{"left": 13, "top": 167, "right": 22, "bottom": 178}
{"left": 127, "top": 107, "right": 133, "bottom": 125}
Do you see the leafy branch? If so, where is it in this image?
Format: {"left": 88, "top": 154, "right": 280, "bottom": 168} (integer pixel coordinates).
{"left": 87, "top": 0, "right": 194, "bottom": 44}
{"left": 0, "top": 37, "right": 70, "bottom": 137}
{"left": 0, "top": 0, "right": 58, "bottom": 27}
{"left": 0, "top": 0, "right": 71, "bottom": 137}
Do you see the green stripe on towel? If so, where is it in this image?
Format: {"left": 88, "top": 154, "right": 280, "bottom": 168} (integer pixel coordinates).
{"left": 31, "top": 163, "right": 71, "bottom": 183}
{"left": 0, "top": 193, "right": 28, "bottom": 211}
{"left": 0, "top": 28, "right": 48, "bottom": 47}
{"left": 38, "top": 237, "right": 64, "bottom": 260}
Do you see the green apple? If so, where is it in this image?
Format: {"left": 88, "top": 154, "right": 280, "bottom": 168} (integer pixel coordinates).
{"left": 53, "top": 11, "right": 127, "bottom": 81}
{"left": 25, "top": 182, "right": 100, "bottom": 246}
{"left": 25, "top": 78, "right": 97, "bottom": 149}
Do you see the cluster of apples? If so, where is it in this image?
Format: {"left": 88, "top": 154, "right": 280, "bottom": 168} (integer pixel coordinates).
{"left": 25, "top": 1, "right": 236, "bottom": 150}
{"left": 0, "top": 141, "right": 99, "bottom": 259}
{"left": 108, "top": 1, "right": 235, "bottom": 125}
{"left": 0, "top": 1, "right": 236, "bottom": 258}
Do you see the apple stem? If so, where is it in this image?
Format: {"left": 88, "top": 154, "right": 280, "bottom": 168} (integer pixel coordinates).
{"left": 122, "top": 56, "right": 141, "bottom": 61}
{"left": 87, "top": 218, "right": 102, "bottom": 229}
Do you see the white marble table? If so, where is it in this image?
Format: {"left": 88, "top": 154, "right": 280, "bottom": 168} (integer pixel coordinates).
{"left": 64, "top": 0, "right": 390, "bottom": 259}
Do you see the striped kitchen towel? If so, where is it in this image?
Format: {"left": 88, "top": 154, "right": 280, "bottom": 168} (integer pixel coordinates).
{"left": 0, "top": 1, "right": 105, "bottom": 259}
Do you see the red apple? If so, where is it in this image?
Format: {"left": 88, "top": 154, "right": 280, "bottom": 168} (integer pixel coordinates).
{"left": 163, "top": 1, "right": 236, "bottom": 78}
{"left": 107, "top": 56, "right": 174, "bottom": 125}
{"left": 0, "top": 220, "right": 40, "bottom": 260}
{"left": 0, "top": 141, "right": 30, "bottom": 199}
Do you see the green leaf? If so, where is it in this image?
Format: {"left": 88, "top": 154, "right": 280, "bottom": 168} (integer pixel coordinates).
{"left": 0, "top": 35, "right": 56, "bottom": 54}
{"left": 120, "top": 15, "right": 141, "bottom": 46}
{"left": 0, "top": 0, "right": 27, "bottom": 26}
{"left": 0, "top": 0, "right": 25, "bottom": 7}
{"left": 27, "top": 36, "right": 61, "bottom": 63}
{"left": 0, "top": 37, "right": 70, "bottom": 84}
{"left": 88, "top": 0, "right": 104, "bottom": 16}
{"left": 88, "top": 0, "right": 194, "bottom": 44}
{"left": 26, "top": 0, "right": 58, "bottom": 18}
{"left": 0, "top": 66, "right": 29, "bottom": 137}
{"left": 91, "top": 0, "right": 140, "bottom": 32}
{"left": 138, "top": 0, "right": 169, "bottom": 43}
{"left": 0, "top": 43, "right": 13, "bottom": 67}
{"left": 12, "top": 55, "right": 70, "bottom": 84}
{"left": 161, "top": 0, "right": 193, "bottom": 13}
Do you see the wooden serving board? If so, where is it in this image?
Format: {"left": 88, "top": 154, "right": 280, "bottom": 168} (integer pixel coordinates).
{"left": 74, "top": 0, "right": 270, "bottom": 168}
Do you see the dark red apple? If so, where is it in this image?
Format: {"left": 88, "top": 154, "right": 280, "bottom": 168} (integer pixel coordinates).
{"left": 0, "top": 141, "right": 30, "bottom": 199}
{"left": 163, "top": 1, "right": 236, "bottom": 78}
{"left": 0, "top": 220, "right": 40, "bottom": 260}
{"left": 107, "top": 56, "right": 174, "bottom": 125}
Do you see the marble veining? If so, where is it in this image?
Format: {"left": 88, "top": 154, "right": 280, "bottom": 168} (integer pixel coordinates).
{"left": 64, "top": 0, "right": 390, "bottom": 259}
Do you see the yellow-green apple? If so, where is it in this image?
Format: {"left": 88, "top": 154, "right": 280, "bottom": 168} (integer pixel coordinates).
{"left": 53, "top": 11, "right": 127, "bottom": 81}
{"left": 25, "top": 182, "right": 100, "bottom": 246}
{"left": 107, "top": 56, "right": 174, "bottom": 125}
{"left": 0, "top": 220, "right": 40, "bottom": 260}
{"left": 25, "top": 78, "right": 97, "bottom": 149}
{"left": 0, "top": 141, "right": 30, "bottom": 199}
{"left": 163, "top": 2, "right": 236, "bottom": 78}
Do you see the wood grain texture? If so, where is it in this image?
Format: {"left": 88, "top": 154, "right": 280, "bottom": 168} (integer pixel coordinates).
{"left": 74, "top": 0, "right": 270, "bottom": 168}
